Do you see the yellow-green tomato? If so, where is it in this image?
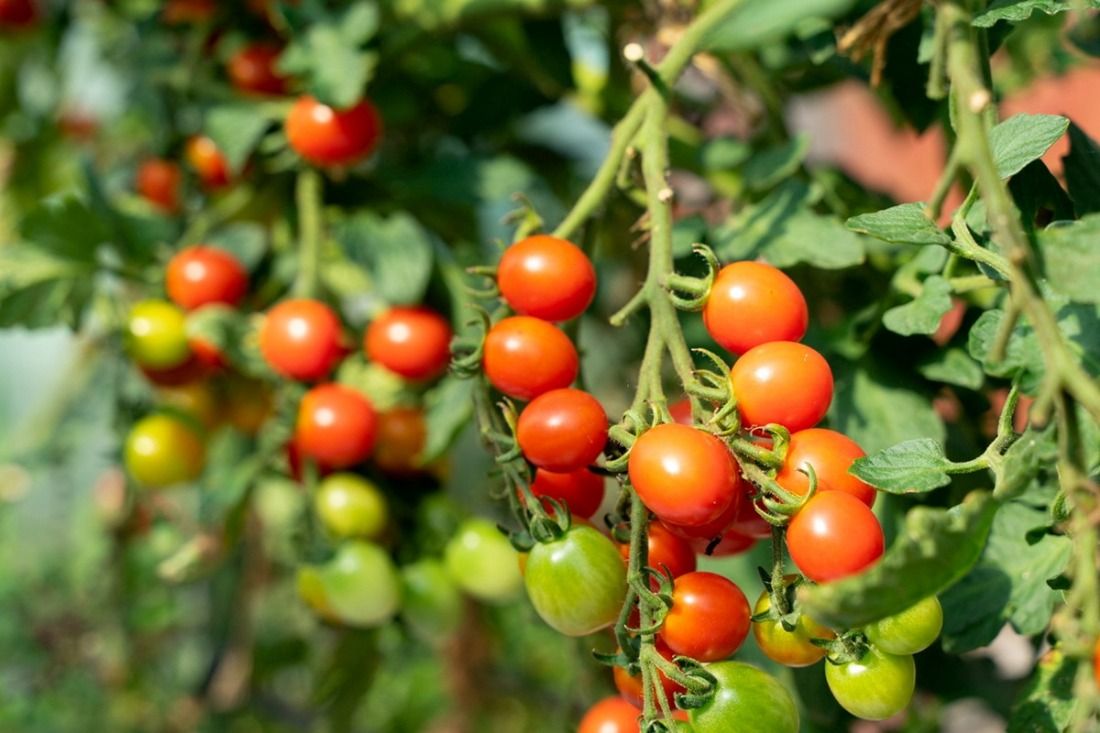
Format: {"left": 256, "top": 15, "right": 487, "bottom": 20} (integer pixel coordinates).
{"left": 864, "top": 596, "right": 943, "bottom": 655}
{"left": 825, "top": 646, "right": 915, "bottom": 721}
{"left": 752, "top": 588, "right": 835, "bottom": 667}
{"left": 124, "top": 413, "right": 206, "bottom": 488}
{"left": 443, "top": 518, "right": 523, "bottom": 603}
{"left": 690, "top": 661, "right": 799, "bottom": 733}
{"left": 126, "top": 299, "right": 191, "bottom": 369}
{"left": 400, "top": 559, "right": 463, "bottom": 644}
{"left": 311, "top": 541, "right": 401, "bottom": 627}
{"left": 314, "top": 473, "right": 388, "bottom": 539}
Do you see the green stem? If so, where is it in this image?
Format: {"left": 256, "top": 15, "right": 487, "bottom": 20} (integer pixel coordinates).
{"left": 294, "top": 168, "right": 324, "bottom": 299}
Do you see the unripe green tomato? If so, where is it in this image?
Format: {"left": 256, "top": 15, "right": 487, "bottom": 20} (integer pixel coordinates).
{"left": 825, "top": 646, "right": 915, "bottom": 721}
{"left": 689, "top": 661, "right": 799, "bottom": 733}
{"left": 314, "top": 473, "right": 388, "bottom": 539}
{"left": 297, "top": 566, "right": 339, "bottom": 623}
{"left": 443, "top": 518, "right": 523, "bottom": 603}
{"left": 312, "top": 541, "right": 401, "bottom": 627}
{"left": 126, "top": 300, "right": 191, "bottom": 369}
{"left": 864, "top": 596, "right": 943, "bottom": 655}
{"left": 400, "top": 559, "right": 463, "bottom": 644}
{"left": 124, "top": 413, "right": 206, "bottom": 488}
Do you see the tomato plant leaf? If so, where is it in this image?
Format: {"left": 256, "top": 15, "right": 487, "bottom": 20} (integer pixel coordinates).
{"left": 846, "top": 203, "right": 951, "bottom": 246}
{"left": 19, "top": 192, "right": 108, "bottom": 262}
{"left": 989, "top": 114, "right": 1069, "bottom": 179}
{"left": 1007, "top": 649, "right": 1079, "bottom": 733}
{"left": 421, "top": 377, "right": 476, "bottom": 466}
{"left": 882, "top": 275, "right": 953, "bottom": 336}
{"left": 1008, "top": 159, "right": 1075, "bottom": 232}
{"left": 0, "top": 247, "right": 95, "bottom": 329}
{"left": 334, "top": 211, "right": 434, "bottom": 306}
{"left": 704, "top": 0, "right": 858, "bottom": 51}
{"left": 849, "top": 438, "right": 954, "bottom": 493}
{"left": 741, "top": 135, "right": 809, "bottom": 191}
{"left": 1062, "top": 122, "right": 1100, "bottom": 216}
{"left": 917, "top": 347, "right": 985, "bottom": 389}
{"left": 967, "top": 309, "right": 1045, "bottom": 392}
{"left": 206, "top": 104, "right": 278, "bottom": 174}
{"left": 1038, "top": 215, "right": 1100, "bottom": 304}
{"left": 973, "top": 0, "right": 1100, "bottom": 28}
{"left": 206, "top": 222, "right": 268, "bottom": 272}
{"left": 941, "top": 502, "right": 1071, "bottom": 652}
{"left": 799, "top": 491, "right": 999, "bottom": 628}
{"left": 994, "top": 426, "right": 1058, "bottom": 501}
{"left": 278, "top": 3, "right": 380, "bottom": 109}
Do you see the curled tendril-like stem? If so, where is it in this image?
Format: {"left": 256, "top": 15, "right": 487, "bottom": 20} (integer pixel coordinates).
{"left": 463, "top": 265, "right": 501, "bottom": 300}
{"left": 503, "top": 193, "right": 545, "bottom": 241}
{"left": 450, "top": 308, "right": 491, "bottom": 376}
{"left": 663, "top": 244, "right": 722, "bottom": 311}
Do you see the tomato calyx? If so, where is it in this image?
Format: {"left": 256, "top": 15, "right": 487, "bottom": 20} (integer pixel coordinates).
{"left": 662, "top": 244, "right": 720, "bottom": 312}
{"left": 821, "top": 629, "right": 873, "bottom": 666}
{"left": 752, "top": 570, "right": 817, "bottom": 636}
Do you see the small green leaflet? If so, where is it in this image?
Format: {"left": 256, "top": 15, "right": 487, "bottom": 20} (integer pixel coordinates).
{"left": 704, "top": 0, "right": 858, "bottom": 51}
{"left": 882, "top": 276, "right": 953, "bottom": 336}
{"left": 277, "top": 2, "right": 380, "bottom": 109}
{"left": 206, "top": 104, "right": 279, "bottom": 174}
{"left": 1062, "top": 122, "right": 1100, "bottom": 216}
{"left": 1007, "top": 650, "right": 1078, "bottom": 733}
{"left": 917, "top": 348, "right": 985, "bottom": 390}
{"left": 1039, "top": 215, "right": 1100, "bottom": 304}
{"left": 967, "top": 309, "right": 1045, "bottom": 393}
{"left": 206, "top": 222, "right": 267, "bottom": 271}
{"left": 846, "top": 203, "right": 951, "bottom": 246}
{"left": 420, "top": 377, "right": 475, "bottom": 465}
{"left": 989, "top": 114, "right": 1069, "bottom": 179}
{"left": 334, "top": 211, "right": 434, "bottom": 306}
{"left": 973, "top": 0, "right": 1100, "bottom": 28}
{"left": 849, "top": 438, "right": 955, "bottom": 494}
{"left": 994, "top": 427, "right": 1058, "bottom": 501}
{"left": 741, "top": 135, "right": 809, "bottom": 191}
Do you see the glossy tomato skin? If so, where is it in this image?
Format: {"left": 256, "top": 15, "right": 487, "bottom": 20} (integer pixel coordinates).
{"left": 497, "top": 235, "right": 596, "bottom": 322}
{"left": 525, "top": 525, "right": 627, "bottom": 636}
{"left": 127, "top": 300, "right": 192, "bottom": 370}
{"left": 285, "top": 96, "right": 382, "bottom": 166}
{"left": 373, "top": 407, "right": 427, "bottom": 475}
{"left": 185, "top": 135, "right": 231, "bottom": 189}
{"left": 136, "top": 158, "right": 182, "bottom": 213}
{"left": 314, "top": 473, "right": 388, "bottom": 539}
{"left": 620, "top": 522, "right": 697, "bottom": 580}
{"left": 704, "top": 262, "right": 808, "bottom": 356}
{"left": 668, "top": 398, "right": 693, "bottom": 426}
{"left": 825, "top": 647, "right": 915, "bottom": 721}
{"left": 443, "top": 518, "right": 523, "bottom": 603}
{"left": 578, "top": 697, "right": 640, "bottom": 733}
{"left": 124, "top": 413, "right": 206, "bottom": 488}
{"left": 0, "top": 0, "right": 37, "bottom": 27}
{"left": 776, "top": 428, "right": 875, "bottom": 506}
{"left": 787, "top": 491, "right": 884, "bottom": 583}
{"left": 729, "top": 341, "right": 833, "bottom": 432}
{"left": 752, "top": 587, "right": 834, "bottom": 667}
{"left": 628, "top": 423, "right": 739, "bottom": 527}
{"left": 530, "top": 467, "right": 604, "bottom": 519}
{"left": 364, "top": 306, "right": 452, "bottom": 381}
{"left": 295, "top": 384, "right": 378, "bottom": 469}
{"left": 165, "top": 245, "right": 247, "bottom": 310}
{"left": 864, "top": 596, "right": 943, "bottom": 655}
{"left": 659, "top": 571, "right": 750, "bottom": 662}
{"left": 259, "top": 298, "right": 344, "bottom": 381}
{"left": 227, "top": 43, "right": 287, "bottom": 95}
{"left": 689, "top": 662, "right": 799, "bottom": 733}
{"left": 516, "top": 388, "right": 607, "bottom": 472}
{"left": 482, "top": 316, "right": 578, "bottom": 401}
{"left": 301, "top": 541, "right": 400, "bottom": 627}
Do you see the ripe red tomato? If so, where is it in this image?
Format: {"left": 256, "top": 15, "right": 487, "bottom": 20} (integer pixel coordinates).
{"left": 659, "top": 571, "right": 751, "bottom": 662}
{"left": 482, "top": 316, "right": 578, "bottom": 401}
{"left": 628, "top": 423, "right": 739, "bottom": 527}
{"left": 516, "top": 388, "right": 607, "bottom": 472}
{"left": 0, "top": 0, "right": 36, "bottom": 27}
{"left": 364, "top": 306, "right": 452, "bottom": 381}
{"left": 620, "top": 522, "right": 697, "bottom": 580}
{"left": 227, "top": 43, "right": 288, "bottom": 95}
{"left": 578, "top": 697, "right": 640, "bottom": 733}
{"left": 729, "top": 341, "right": 833, "bottom": 432}
{"left": 775, "top": 428, "right": 875, "bottom": 506}
{"left": 704, "top": 262, "right": 808, "bottom": 356}
{"left": 259, "top": 298, "right": 345, "bottom": 381}
{"left": 285, "top": 96, "right": 382, "bottom": 166}
{"left": 669, "top": 398, "right": 693, "bottom": 425}
{"left": 613, "top": 641, "right": 684, "bottom": 708}
{"left": 529, "top": 467, "right": 604, "bottom": 519}
{"left": 787, "top": 491, "right": 884, "bottom": 583}
{"left": 184, "top": 136, "right": 231, "bottom": 189}
{"left": 295, "top": 383, "right": 378, "bottom": 469}
{"left": 136, "top": 158, "right": 182, "bottom": 213}
{"left": 497, "top": 235, "right": 596, "bottom": 322}
{"left": 165, "top": 246, "right": 247, "bottom": 311}
{"left": 725, "top": 482, "right": 772, "bottom": 539}
{"left": 373, "top": 406, "right": 427, "bottom": 475}
{"left": 692, "top": 527, "right": 757, "bottom": 557}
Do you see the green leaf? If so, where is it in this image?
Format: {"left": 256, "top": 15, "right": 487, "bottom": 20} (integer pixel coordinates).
{"left": 973, "top": 0, "right": 1099, "bottom": 28}
{"left": 1007, "top": 650, "right": 1079, "bottom": 733}
{"left": 741, "top": 135, "right": 809, "bottom": 191}
{"left": 941, "top": 502, "right": 1071, "bottom": 652}
{"left": 334, "top": 211, "right": 434, "bottom": 306}
{"left": 206, "top": 222, "right": 267, "bottom": 271}
{"left": 19, "top": 193, "right": 107, "bottom": 261}
{"left": 1039, "top": 215, "right": 1100, "bottom": 304}
{"left": 917, "top": 348, "right": 985, "bottom": 389}
{"left": 849, "top": 438, "right": 954, "bottom": 494}
{"left": 883, "top": 276, "right": 953, "bottom": 336}
{"left": 1062, "top": 122, "right": 1100, "bottom": 216}
{"left": 967, "top": 309, "right": 1044, "bottom": 391}
{"left": 700, "top": 137, "right": 752, "bottom": 171}
{"left": 846, "top": 203, "right": 951, "bottom": 246}
{"left": 989, "top": 114, "right": 1069, "bottom": 179}
{"left": 205, "top": 105, "right": 277, "bottom": 174}
{"left": 339, "top": 2, "right": 380, "bottom": 44}
{"left": 799, "top": 491, "right": 999, "bottom": 628}
{"left": 278, "top": 3, "right": 380, "bottom": 109}
{"left": 420, "top": 377, "right": 475, "bottom": 465}
{"left": 0, "top": 247, "right": 95, "bottom": 329}
{"left": 704, "top": 0, "right": 859, "bottom": 51}
{"left": 1009, "top": 159, "right": 1075, "bottom": 231}
{"left": 994, "top": 427, "right": 1058, "bottom": 501}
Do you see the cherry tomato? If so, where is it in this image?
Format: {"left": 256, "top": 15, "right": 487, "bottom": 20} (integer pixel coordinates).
{"left": 752, "top": 585, "right": 834, "bottom": 667}
{"left": 136, "top": 158, "right": 182, "bottom": 213}
{"left": 314, "top": 473, "right": 388, "bottom": 539}
{"left": 704, "top": 261, "right": 808, "bottom": 356}
{"left": 127, "top": 300, "right": 191, "bottom": 369}
{"left": 613, "top": 641, "right": 684, "bottom": 708}
{"left": 285, "top": 95, "right": 382, "bottom": 167}
{"left": 259, "top": 298, "right": 345, "bottom": 381}
{"left": 620, "top": 522, "right": 697, "bottom": 580}
{"left": 689, "top": 661, "right": 799, "bottom": 733}
{"left": 163, "top": 0, "right": 216, "bottom": 24}
{"left": 373, "top": 406, "right": 427, "bottom": 475}
{"left": 165, "top": 245, "right": 247, "bottom": 311}
{"left": 364, "top": 306, "right": 452, "bottom": 381}
{"left": 628, "top": 423, "right": 739, "bottom": 527}
{"left": 529, "top": 467, "right": 604, "bottom": 519}
{"left": 775, "top": 428, "right": 875, "bottom": 506}
{"left": 693, "top": 527, "right": 757, "bottom": 556}
{"left": 864, "top": 595, "right": 943, "bottom": 655}
{"left": 525, "top": 524, "right": 627, "bottom": 636}
{"left": 301, "top": 541, "right": 400, "bottom": 627}
{"left": 482, "top": 316, "right": 578, "bottom": 401}
{"left": 787, "top": 491, "right": 884, "bottom": 583}
{"left": 400, "top": 559, "right": 463, "bottom": 645}
{"left": 443, "top": 518, "right": 523, "bottom": 603}
{"left": 669, "top": 398, "right": 693, "bottom": 426}
{"left": 222, "top": 375, "right": 272, "bottom": 435}
{"left": 158, "top": 381, "right": 220, "bottom": 430}
{"left": 189, "top": 333, "right": 226, "bottom": 370}
{"left": 227, "top": 43, "right": 288, "bottom": 95}
{"left": 578, "top": 697, "right": 639, "bottom": 733}
{"left": 661, "top": 492, "right": 741, "bottom": 542}
{"left": 725, "top": 482, "right": 772, "bottom": 539}
{"left": 729, "top": 341, "right": 833, "bottom": 432}
{"left": 295, "top": 384, "right": 377, "bottom": 469}
{"left": 658, "top": 571, "right": 750, "bottom": 662}
{"left": 185, "top": 135, "right": 231, "bottom": 189}
{"left": 825, "top": 646, "right": 915, "bottom": 721}
{"left": 124, "top": 413, "right": 206, "bottom": 488}
{"left": 516, "top": 388, "right": 607, "bottom": 472}
{"left": 497, "top": 235, "right": 596, "bottom": 322}
{"left": 0, "top": 0, "right": 36, "bottom": 28}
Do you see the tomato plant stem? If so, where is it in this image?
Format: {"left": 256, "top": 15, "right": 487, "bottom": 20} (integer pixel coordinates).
{"left": 294, "top": 168, "right": 323, "bottom": 299}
